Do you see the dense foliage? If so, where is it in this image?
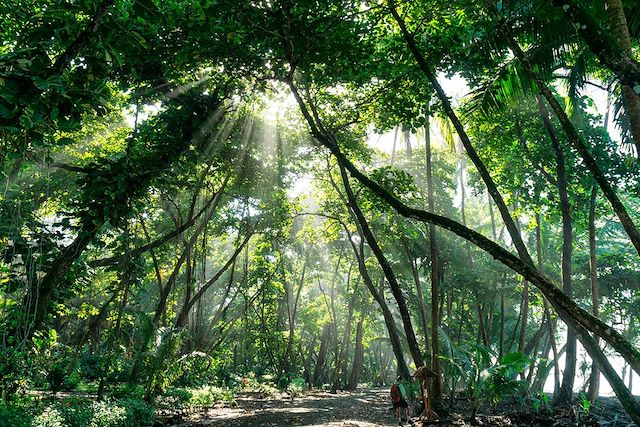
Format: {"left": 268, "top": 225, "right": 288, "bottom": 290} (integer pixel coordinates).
{"left": 1, "top": 0, "right": 639, "bottom": 424}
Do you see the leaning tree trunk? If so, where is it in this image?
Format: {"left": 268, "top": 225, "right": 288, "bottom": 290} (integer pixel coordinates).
{"left": 338, "top": 163, "right": 424, "bottom": 368}
{"left": 387, "top": 1, "right": 534, "bottom": 268}
{"left": 402, "top": 238, "right": 430, "bottom": 358}
{"left": 343, "top": 223, "right": 411, "bottom": 380}
{"left": 571, "top": 317, "right": 640, "bottom": 425}
{"left": 328, "top": 164, "right": 411, "bottom": 380}
{"left": 288, "top": 76, "right": 640, "bottom": 380}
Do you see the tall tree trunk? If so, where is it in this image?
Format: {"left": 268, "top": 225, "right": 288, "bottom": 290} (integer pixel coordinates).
{"left": 525, "top": 319, "right": 547, "bottom": 384}
{"left": 537, "top": 213, "right": 561, "bottom": 395}
{"left": 333, "top": 280, "right": 355, "bottom": 392}
{"left": 536, "top": 96, "right": 576, "bottom": 404}
{"left": 477, "top": 302, "right": 489, "bottom": 347}
{"left": 517, "top": 278, "right": 529, "bottom": 355}
{"left": 391, "top": 126, "right": 399, "bottom": 166}
{"left": 531, "top": 334, "right": 553, "bottom": 392}
{"left": 586, "top": 187, "right": 601, "bottom": 402}
{"left": 499, "top": 293, "right": 505, "bottom": 359}
{"left": 303, "top": 335, "right": 317, "bottom": 387}
{"left": 347, "top": 316, "right": 365, "bottom": 390}
{"left": 511, "top": 190, "right": 529, "bottom": 360}
{"left": 402, "top": 238, "right": 429, "bottom": 358}
{"left": 313, "top": 324, "right": 332, "bottom": 387}
{"left": 280, "top": 256, "right": 307, "bottom": 380}
{"left": 404, "top": 128, "right": 413, "bottom": 160}
{"left": 426, "top": 120, "right": 444, "bottom": 402}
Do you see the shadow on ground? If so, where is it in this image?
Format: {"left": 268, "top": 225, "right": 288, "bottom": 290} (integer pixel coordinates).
{"left": 166, "top": 388, "right": 399, "bottom": 427}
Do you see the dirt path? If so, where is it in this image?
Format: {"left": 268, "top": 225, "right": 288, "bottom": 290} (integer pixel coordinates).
{"left": 161, "top": 389, "right": 636, "bottom": 427}
{"left": 169, "top": 388, "right": 401, "bottom": 427}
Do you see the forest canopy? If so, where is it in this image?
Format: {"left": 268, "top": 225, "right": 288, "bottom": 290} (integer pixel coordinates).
{"left": 1, "top": 0, "right": 640, "bottom": 425}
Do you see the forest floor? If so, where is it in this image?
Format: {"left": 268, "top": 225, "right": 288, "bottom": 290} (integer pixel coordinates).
{"left": 158, "top": 388, "right": 636, "bottom": 427}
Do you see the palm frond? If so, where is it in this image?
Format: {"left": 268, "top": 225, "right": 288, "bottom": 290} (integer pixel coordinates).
{"left": 612, "top": 84, "right": 635, "bottom": 152}
{"left": 564, "top": 47, "right": 592, "bottom": 121}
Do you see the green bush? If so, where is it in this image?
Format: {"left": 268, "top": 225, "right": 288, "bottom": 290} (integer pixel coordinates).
{"left": 174, "top": 351, "right": 218, "bottom": 387}
{"left": 241, "top": 374, "right": 278, "bottom": 397}
{"left": 0, "top": 348, "right": 27, "bottom": 400}
{"left": 63, "top": 372, "right": 80, "bottom": 392}
{"left": 86, "top": 401, "right": 127, "bottom": 427}
{"left": 164, "top": 386, "right": 234, "bottom": 408}
{"left": 256, "top": 382, "right": 279, "bottom": 397}
{"left": 78, "top": 353, "right": 106, "bottom": 383}
{"left": 33, "top": 406, "right": 66, "bottom": 427}
{"left": 0, "top": 403, "right": 30, "bottom": 427}
{"left": 189, "top": 386, "right": 234, "bottom": 406}
{"left": 119, "top": 398, "right": 155, "bottom": 426}
{"left": 47, "top": 363, "right": 68, "bottom": 395}
{"left": 32, "top": 398, "right": 155, "bottom": 427}
{"left": 483, "top": 352, "right": 530, "bottom": 407}
{"left": 163, "top": 388, "right": 193, "bottom": 404}
{"left": 286, "top": 378, "right": 306, "bottom": 398}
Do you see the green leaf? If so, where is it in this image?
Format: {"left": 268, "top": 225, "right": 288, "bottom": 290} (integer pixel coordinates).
{"left": 129, "top": 31, "right": 149, "bottom": 49}
{"left": 32, "top": 76, "right": 48, "bottom": 90}
{"left": 56, "top": 137, "right": 74, "bottom": 145}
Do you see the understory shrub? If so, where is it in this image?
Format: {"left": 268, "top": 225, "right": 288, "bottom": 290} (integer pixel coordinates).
{"left": 0, "top": 403, "right": 31, "bottom": 427}
{"left": 174, "top": 352, "right": 219, "bottom": 387}
{"left": 31, "top": 398, "right": 155, "bottom": 427}
{"left": 164, "top": 386, "right": 234, "bottom": 408}
{"left": 33, "top": 406, "right": 66, "bottom": 427}
{"left": 238, "top": 373, "right": 278, "bottom": 396}
{"left": 483, "top": 352, "right": 530, "bottom": 406}
{"left": 286, "top": 378, "right": 306, "bottom": 398}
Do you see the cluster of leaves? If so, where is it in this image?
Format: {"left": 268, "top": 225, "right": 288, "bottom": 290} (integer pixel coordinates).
{"left": 32, "top": 398, "right": 154, "bottom": 427}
